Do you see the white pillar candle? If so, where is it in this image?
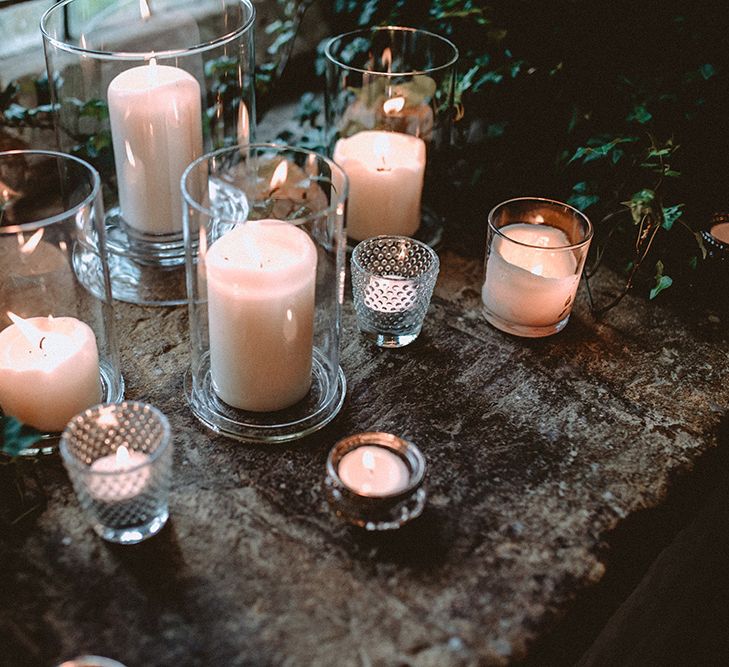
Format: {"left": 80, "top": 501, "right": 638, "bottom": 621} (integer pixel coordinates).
{"left": 333, "top": 130, "right": 426, "bottom": 241}
{"left": 88, "top": 445, "right": 151, "bottom": 503}
{"left": 482, "top": 223, "right": 580, "bottom": 328}
{"left": 206, "top": 220, "right": 318, "bottom": 412}
{"left": 338, "top": 445, "right": 410, "bottom": 496}
{"left": 108, "top": 61, "right": 203, "bottom": 235}
{"left": 0, "top": 314, "right": 101, "bottom": 432}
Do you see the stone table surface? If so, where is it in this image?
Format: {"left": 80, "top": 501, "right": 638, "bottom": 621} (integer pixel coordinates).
{"left": 1, "top": 249, "right": 728, "bottom": 667}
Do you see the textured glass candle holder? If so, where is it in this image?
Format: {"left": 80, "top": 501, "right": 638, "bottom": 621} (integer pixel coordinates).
{"left": 325, "top": 26, "right": 458, "bottom": 246}
{"left": 55, "top": 657, "right": 128, "bottom": 667}
{"left": 61, "top": 401, "right": 172, "bottom": 544}
{"left": 351, "top": 235, "right": 440, "bottom": 348}
{"left": 326, "top": 432, "right": 427, "bottom": 531}
{"left": 481, "top": 198, "right": 593, "bottom": 338}
{"left": 42, "top": 0, "right": 256, "bottom": 306}
{"left": 183, "top": 144, "right": 348, "bottom": 442}
{"left": 0, "top": 150, "right": 123, "bottom": 452}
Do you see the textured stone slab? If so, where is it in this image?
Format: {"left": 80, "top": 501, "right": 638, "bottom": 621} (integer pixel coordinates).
{"left": 1, "top": 250, "right": 728, "bottom": 667}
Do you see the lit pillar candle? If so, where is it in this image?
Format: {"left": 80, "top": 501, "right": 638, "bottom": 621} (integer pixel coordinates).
{"left": 338, "top": 445, "right": 410, "bottom": 496}
{"left": 0, "top": 313, "right": 101, "bottom": 432}
{"left": 108, "top": 60, "right": 203, "bottom": 235}
{"left": 88, "top": 445, "right": 151, "bottom": 503}
{"left": 206, "top": 220, "right": 318, "bottom": 412}
{"left": 333, "top": 130, "right": 426, "bottom": 241}
{"left": 482, "top": 223, "right": 580, "bottom": 327}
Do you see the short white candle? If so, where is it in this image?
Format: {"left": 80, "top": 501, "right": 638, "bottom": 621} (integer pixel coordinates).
{"left": 333, "top": 130, "right": 426, "bottom": 241}
{"left": 206, "top": 220, "right": 318, "bottom": 412}
{"left": 89, "top": 445, "right": 151, "bottom": 503}
{"left": 108, "top": 61, "right": 203, "bottom": 235}
{"left": 338, "top": 445, "right": 411, "bottom": 496}
{"left": 482, "top": 223, "right": 580, "bottom": 328}
{"left": 364, "top": 275, "right": 417, "bottom": 313}
{"left": 0, "top": 314, "right": 101, "bottom": 432}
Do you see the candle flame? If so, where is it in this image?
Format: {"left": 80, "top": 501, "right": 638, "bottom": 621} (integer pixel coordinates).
{"left": 362, "top": 449, "right": 376, "bottom": 471}
{"left": 116, "top": 445, "right": 131, "bottom": 467}
{"left": 383, "top": 96, "right": 405, "bottom": 115}
{"left": 270, "top": 161, "right": 288, "bottom": 192}
{"left": 381, "top": 47, "right": 392, "bottom": 72}
{"left": 7, "top": 312, "right": 44, "bottom": 348}
{"left": 139, "top": 0, "right": 151, "bottom": 21}
{"left": 374, "top": 135, "right": 391, "bottom": 172}
{"left": 237, "top": 102, "right": 250, "bottom": 146}
{"left": 19, "top": 228, "right": 44, "bottom": 255}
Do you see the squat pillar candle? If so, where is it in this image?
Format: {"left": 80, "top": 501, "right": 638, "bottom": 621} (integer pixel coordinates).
{"left": 107, "top": 60, "right": 203, "bottom": 235}
{"left": 205, "top": 220, "right": 318, "bottom": 412}
{"left": 0, "top": 313, "right": 101, "bottom": 432}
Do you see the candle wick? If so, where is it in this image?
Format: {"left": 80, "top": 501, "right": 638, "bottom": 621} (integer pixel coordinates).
{"left": 39, "top": 336, "right": 46, "bottom": 351}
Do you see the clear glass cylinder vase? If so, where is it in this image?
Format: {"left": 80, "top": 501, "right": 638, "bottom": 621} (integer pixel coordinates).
{"left": 182, "top": 144, "right": 348, "bottom": 442}
{"left": 324, "top": 26, "right": 458, "bottom": 246}
{"left": 41, "top": 0, "right": 256, "bottom": 306}
{"left": 0, "top": 149, "right": 123, "bottom": 445}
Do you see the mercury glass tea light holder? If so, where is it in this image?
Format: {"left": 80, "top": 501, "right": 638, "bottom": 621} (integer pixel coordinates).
{"left": 351, "top": 235, "right": 440, "bottom": 348}
{"left": 183, "top": 144, "right": 348, "bottom": 443}
{"left": 0, "top": 150, "right": 123, "bottom": 452}
{"left": 42, "top": 0, "right": 256, "bottom": 306}
{"left": 481, "top": 197, "right": 593, "bottom": 338}
{"left": 326, "top": 432, "right": 427, "bottom": 530}
{"left": 60, "top": 401, "right": 173, "bottom": 544}
{"left": 325, "top": 26, "right": 458, "bottom": 246}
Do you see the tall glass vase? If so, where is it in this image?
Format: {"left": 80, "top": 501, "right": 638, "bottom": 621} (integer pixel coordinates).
{"left": 42, "top": 0, "right": 256, "bottom": 305}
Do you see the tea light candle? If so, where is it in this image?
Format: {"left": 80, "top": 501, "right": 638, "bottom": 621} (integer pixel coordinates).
{"left": 364, "top": 275, "right": 417, "bottom": 313}
{"left": 108, "top": 60, "right": 203, "bottom": 235}
{"left": 482, "top": 223, "right": 580, "bottom": 328}
{"left": 0, "top": 313, "right": 101, "bottom": 432}
{"left": 338, "top": 444, "right": 410, "bottom": 496}
{"left": 206, "top": 220, "right": 318, "bottom": 412}
{"left": 89, "top": 445, "right": 151, "bottom": 503}
{"left": 333, "top": 130, "right": 426, "bottom": 241}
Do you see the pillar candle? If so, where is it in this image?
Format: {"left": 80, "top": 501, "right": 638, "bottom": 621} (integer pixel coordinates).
{"left": 333, "top": 131, "right": 426, "bottom": 241}
{"left": 108, "top": 61, "right": 203, "bottom": 235}
{"left": 338, "top": 445, "right": 410, "bottom": 496}
{"left": 0, "top": 314, "right": 101, "bottom": 432}
{"left": 482, "top": 223, "right": 580, "bottom": 327}
{"left": 206, "top": 220, "right": 318, "bottom": 412}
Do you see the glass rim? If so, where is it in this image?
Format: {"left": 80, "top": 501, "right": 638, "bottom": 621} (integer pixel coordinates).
{"left": 41, "top": 0, "right": 256, "bottom": 61}
{"left": 324, "top": 25, "right": 459, "bottom": 78}
{"left": 181, "top": 143, "right": 350, "bottom": 224}
{"left": 326, "top": 431, "right": 426, "bottom": 500}
{"left": 350, "top": 234, "right": 440, "bottom": 278}
{"left": 0, "top": 149, "right": 101, "bottom": 234}
{"left": 487, "top": 196, "right": 594, "bottom": 251}
{"left": 60, "top": 401, "right": 172, "bottom": 475}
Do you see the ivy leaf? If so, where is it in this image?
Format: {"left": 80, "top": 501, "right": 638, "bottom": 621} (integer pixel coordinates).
{"left": 661, "top": 204, "right": 684, "bottom": 231}
{"left": 1, "top": 415, "right": 43, "bottom": 457}
{"left": 624, "top": 189, "right": 656, "bottom": 225}
{"left": 650, "top": 261, "right": 673, "bottom": 300}
{"left": 700, "top": 63, "right": 716, "bottom": 80}
{"left": 626, "top": 104, "right": 652, "bottom": 124}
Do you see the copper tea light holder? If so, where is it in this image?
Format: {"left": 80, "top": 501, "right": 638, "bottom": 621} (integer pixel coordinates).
{"left": 325, "top": 432, "right": 427, "bottom": 530}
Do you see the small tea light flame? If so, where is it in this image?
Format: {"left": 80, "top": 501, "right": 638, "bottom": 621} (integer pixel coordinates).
{"left": 270, "top": 161, "right": 289, "bottom": 192}
{"left": 116, "top": 445, "right": 132, "bottom": 467}
{"left": 374, "top": 135, "right": 391, "bottom": 172}
{"left": 19, "top": 228, "right": 44, "bottom": 255}
{"left": 139, "top": 0, "right": 151, "bottom": 21}
{"left": 383, "top": 96, "right": 405, "bottom": 115}
{"left": 381, "top": 47, "right": 392, "bottom": 71}
{"left": 237, "top": 102, "right": 250, "bottom": 146}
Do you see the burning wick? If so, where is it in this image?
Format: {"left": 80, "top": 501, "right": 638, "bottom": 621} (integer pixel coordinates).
{"left": 269, "top": 160, "right": 289, "bottom": 195}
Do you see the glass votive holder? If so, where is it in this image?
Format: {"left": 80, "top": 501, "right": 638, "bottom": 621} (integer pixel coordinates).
{"left": 325, "top": 26, "right": 458, "bottom": 246}
{"left": 183, "top": 144, "right": 348, "bottom": 442}
{"left": 701, "top": 212, "right": 729, "bottom": 261}
{"left": 60, "top": 401, "right": 172, "bottom": 544}
{"left": 481, "top": 197, "right": 593, "bottom": 338}
{"left": 0, "top": 150, "right": 124, "bottom": 449}
{"left": 351, "top": 235, "right": 440, "bottom": 348}
{"left": 325, "top": 432, "right": 427, "bottom": 531}
{"left": 42, "top": 0, "right": 256, "bottom": 306}
{"left": 55, "top": 657, "right": 128, "bottom": 667}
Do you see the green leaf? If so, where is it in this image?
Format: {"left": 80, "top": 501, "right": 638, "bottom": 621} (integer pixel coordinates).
{"left": 700, "top": 63, "right": 716, "bottom": 80}
{"left": 650, "top": 274, "right": 673, "bottom": 300}
{"left": 626, "top": 104, "right": 652, "bottom": 124}
{"left": 661, "top": 204, "right": 684, "bottom": 231}
{"left": 1, "top": 415, "right": 42, "bottom": 457}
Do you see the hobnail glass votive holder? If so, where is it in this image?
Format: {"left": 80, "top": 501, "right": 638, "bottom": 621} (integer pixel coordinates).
{"left": 60, "top": 401, "right": 172, "bottom": 544}
{"left": 351, "top": 235, "right": 440, "bottom": 348}
{"left": 0, "top": 149, "right": 123, "bottom": 451}
{"left": 55, "top": 657, "right": 128, "bottom": 667}
{"left": 481, "top": 197, "right": 593, "bottom": 338}
{"left": 42, "top": 0, "right": 256, "bottom": 306}
{"left": 325, "top": 432, "right": 427, "bottom": 531}
{"left": 325, "top": 26, "right": 458, "bottom": 246}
